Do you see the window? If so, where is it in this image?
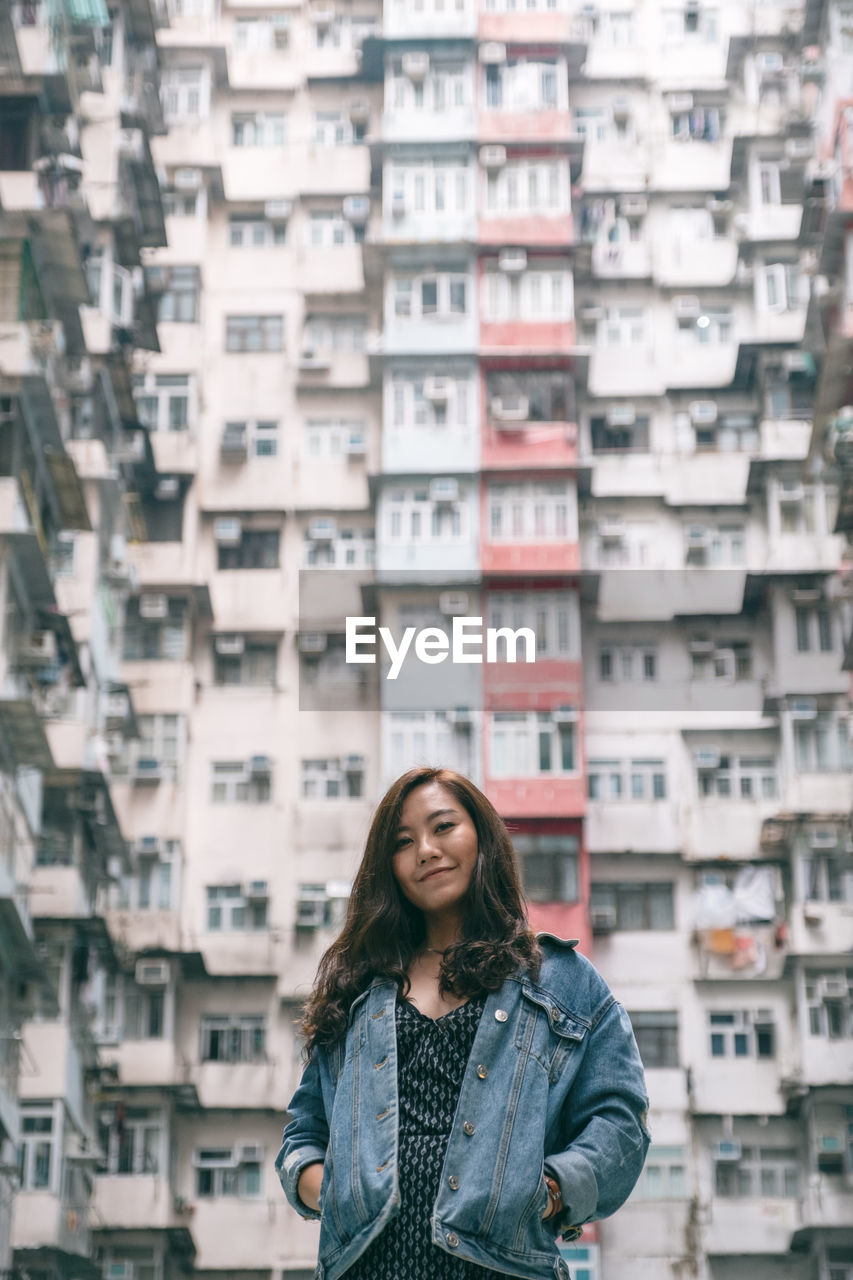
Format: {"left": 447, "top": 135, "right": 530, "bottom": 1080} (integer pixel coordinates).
{"left": 217, "top": 528, "right": 279, "bottom": 570}
{"left": 388, "top": 58, "right": 470, "bottom": 113}
{"left": 587, "top": 760, "right": 667, "bottom": 801}
{"left": 231, "top": 112, "right": 286, "bottom": 146}
{"left": 200, "top": 1014, "right": 266, "bottom": 1063}
{"left": 589, "top": 882, "right": 674, "bottom": 930}
{"left": 515, "top": 833, "right": 579, "bottom": 903}
{"left": 794, "top": 712, "right": 853, "bottom": 773}
{"left": 487, "top": 590, "right": 577, "bottom": 659}
{"left": 590, "top": 414, "right": 650, "bottom": 453}
{"left": 223, "top": 419, "right": 280, "bottom": 458}
{"left": 387, "top": 161, "right": 472, "bottom": 218}
{"left": 670, "top": 104, "right": 724, "bottom": 141}
{"left": 708, "top": 1010, "right": 775, "bottom": 1058}
{"left": 308, "top": 211, "right": 361, "bottom": 248}
{"left": 194, "top": 1147, "right": 263, "bottom": 1198}
{"left": 384, "top": 485, "right": 466, "bottom": 543}
{"left": 663, "top": 4, "right": 719, "bottom": 42}
{"left": 683, "top": 523, "right": 744, "bottom": 566}
{"left": 487, "top": 480, "right": 576, "bottom": 542}
{"left": 124, "top": 985, "right": 166, "bottom": 1039}
{"left": 486, "top": 370, "right": 574, "bottom": 423}
{"left": 303, "top": 314, "right": 366, "bottom": 351}
{"left": 99, "top": 1107, "right": 163, "bottom": 1175}
{"left": 690, "top": 641, "right": 752, "bottom": 681}
{"left": 18, "top": 1105, "right": 55, "bottom": 1190}
{"left": 213, "top": 640, "right": 278, "bottom": 687}
{"left": 633, "top": 1146, "right": 687, "bottom": 1199}
{"left": 489, "top": 710, "right": 577, "bottom": 778}
{"left": 313, "top": 111, "right": 355, "bottom": 147}
{"left": 391, "top": 272, "right": 469, "bottom": 320}
{"left": 234, "top": 14, "right": 290, "bottom": 49}
{"left": 599, "top": 307, "right": 648, "bottom": 346}
{"left": 758, "top": 159, "right": 782, "bottom": 205}
{"left": 210, "top": 761, "right": 272, "bottom": 805}
{"left": 229, "top": 218, "right": 286, "bottom": 248}
{"left": 714, "top": 1145, "right": 799, "bottom": 1197}
{"left": 385, "top": 708, "right": 474, "bottom": 781}
{"left": 122, "top": 597, "right": 188, "bottom": 661}
{"left": 484, "top": 59, "right": 566, "bottom": 111}
{"left": 132, "top": 373, "right": 193, "bottom": 432}
{"left": 300, "top": 757, "right": 364, "bottom": 798}
{"left": 482, "top": 269, "right": 573, "bottom": 321}
{"left": 761, "top": 262, "right": 806, "bottom": 313}
{"left": 803, "top": 847, "right": 853, "bottom": 903}
{"left": 157, "top": 266, "right": 200, "bottom": 324}
{"left": 795, "top": 604, "right": 835, "bottom": 652}
{"left": 161, "top": 65, "right": 208, "bottom": 122}
{"left": 206, "top": 884, "right": 268, "bottom": 931}
{"left": 133, "top": 714, "right": 184, "bottom": 782}
{"left": 130, "top": 841, "right": 177, "bottom": 911}
{"left": 806, "top": 970, "right": 853, "bottom": 1038}
{"left": 304, "top": 418, "right": 366, "bottom": 457}
{"left": 695, "top": 753, "right": 778, "bottom": 799}
{"left": 390, "top": 373, "right": 472, "bottom": 430}
{"left": 676, "top": 307, "right": 732, "bottom": 344}
{"left": 303, "top": 527, "right": 375, "bottom": 568}
{"left": 779, "top": 482, "right": 839, "bottom": 536}
{"left": 598, "top": 644, "right": 657, "bottom": 682}
{"left": 484, "top": 159, "right": 569, "bottom": 216}
{"left": 225, "top": 315, "right": 283, "bottom": 353}
{"left": 628, "top": 1011, "right": 679, "bottom": 1067}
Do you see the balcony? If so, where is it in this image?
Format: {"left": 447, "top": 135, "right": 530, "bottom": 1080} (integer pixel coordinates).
{"left": 652, "top": 238, "right": 737, "bottom": 288}
{"left": 102, "top": 1038, "right": 189, "bottom": 1090}
{"left": 479, "top": 106, "right": 573, "bottom": 146}
{"left": 479, "top": 317, "right": 576, "bottom": 358}
{"left": 478, "top": 10, "right": 578, "bottom": 43}
{"left": 194, "top": 1058, "right": 282, "bottom": 1110}
{"left": 798, "top": 1175, "right": 853, "bottom": 1230}
{"left": 587, "top": 345, "right": 665, "bottom": 397}
{"left": 104, "top": 906, "right": 181, "bottom": 955}
{"left": 685, "top": 801, "right": 780, "bottom": 860}
{"left": 650, "top": 138, "right": 733, "bottom": 193}
{"left": 384, "top": 0, "right": 475, "bottom": 37}
{"left": 223, "top": 144, "right": 368, "bottom": 202}
{"left": 481, "top": 420, "right": 578, "bottom": 472}
{"left": 13, "top": 1190, "right": 90, "bottom": 1261}
{"left": 382, "top": 426, "right": 478, "bottom": 475}
{"left": 479, "top": 209, "right": 573, "bottom": 249}
{"left": 93, "top": 1174, "right": 196, "bottom": 1235}
{"left": 300, "top": 244, "right": 365, "bottom": 296}
{"left": 694, "top": 921, "right": 788, "bottom": 982}
{"left": 704, "top": 1196, "right": 799, "bottom": 1256}
{"left": 585, "top": 800, "right": 683, "bottom": 855}
{"left": 485, "top": 774, "right": 586, "bottom": 819}
{"left": 381, "top": 104, "right": 477, "bottom": 147}
{"left": 788, "top": 899, "right": 853, "bottom": 958}
{"left": 739, "top": 203, "right": 802, "bottom": 242}
{"left": 483, "top": 659, "right": 583, "bottom": 708}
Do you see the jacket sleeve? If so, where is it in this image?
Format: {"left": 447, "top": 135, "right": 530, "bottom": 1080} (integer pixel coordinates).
{"left": 544, "top": 997, "right": 650, "bottom": 1231}
{"left": 274, "top": 1048, "right": 329, "bottom": 1221}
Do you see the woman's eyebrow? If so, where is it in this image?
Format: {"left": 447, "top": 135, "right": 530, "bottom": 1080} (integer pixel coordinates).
{"left": 396, "top": 807, "right": 458, "bottom": 833}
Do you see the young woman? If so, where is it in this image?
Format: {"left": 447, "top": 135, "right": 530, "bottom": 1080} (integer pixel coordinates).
{"left": 276, "top": 766, "right": 650, "bottom": 1280}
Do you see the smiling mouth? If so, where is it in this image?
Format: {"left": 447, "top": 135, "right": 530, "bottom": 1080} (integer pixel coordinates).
{"left": 421, "top": 867, "right": 453, "bottom": 882}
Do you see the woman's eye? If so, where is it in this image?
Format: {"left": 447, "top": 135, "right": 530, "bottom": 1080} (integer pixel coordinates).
{"left": 436, "top": 822, "right": 453, "bottom": 833}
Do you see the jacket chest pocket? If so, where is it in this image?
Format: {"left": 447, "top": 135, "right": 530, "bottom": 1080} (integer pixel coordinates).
{"left": 514, "top": 986, "right": 589, "bottom": 1081}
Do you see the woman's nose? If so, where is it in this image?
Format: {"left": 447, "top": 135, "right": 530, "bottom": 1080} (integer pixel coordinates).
{"left": 416, "top": 833, "right": 439, "bottom": 861}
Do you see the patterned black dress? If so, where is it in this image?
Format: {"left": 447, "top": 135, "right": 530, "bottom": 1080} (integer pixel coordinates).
{"left": 344, "top": 994, "right": 506, "bottom": 1278}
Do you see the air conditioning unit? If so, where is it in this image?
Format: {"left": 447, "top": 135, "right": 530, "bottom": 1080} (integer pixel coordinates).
{"left": 778, "top": 481, "right": 803, "bottom": 503}
{"left": 299, "top": 349, "right": 331, "bottom": 371}
{"left": 479, "top": 41, "right": 506, "bottom": 63}
{"left": 429, "top": 478, "right": 459, "bottom": 503}
{"left": 552, "top": 706, "right": 577, "bottom": 724}
{"left": 239, "top": 1145, "right": 265, "bottom": 1163}
{"left": 214, "top": 517, "right": 242, "bottom": 545}
{"left": 18, "top": 631, "right": 58, "bottom": 666}
{"left": 620, "top": 194, "right": 647, "bottom": 217}
{"left": 707, "top": 197, "right": 733, "bottom": 214}
{"left": 390, "top": 192, "right": 407, "bottom": 219}
{"left": 607, "top": 404, "right": 635, "bottom": 427}
{"left": 423, "top": 376, "right": 451, "bottom": 402}
{"left": 309, "top": 2, "right": 335, "bottom": 24}
{"left": 447, "top": 706, "right": 472, "bottom": 725}
{"left": 174, "top": 167, "right": 202, "bottom": 190}
{"left": 598, "top": 518, "right": 624, "bottom": 542}
{"left": 106, "top": 1264, "right": 133, "bottom": 1280}
{"left": 693, "top": 749, "right": 720, "bottom": 771}
{"left": 220, "top": 422, "right": 248, "bottom": 461}
{"left": 439, "top": 591, "right": 469, "bottom": 615}
{"left": 498, "top": 248, "right": 527, "bottom": 273}
{"left": 215, "top": 634, "right": 245, "bottom": 656}
{"left": 151, "top": 476, "right": 179, "bottom": 504}
{"left": 685, "top": 525, "right": 709, "bottom": 549}
{"left": 784, "top": 351, "right": 812, "bottom": 374}
{"left": 689, "top": 400, "right": 717, "bottom": 425}
{"left": 714, "top": 1139, "right": 742, "bottom": 1162}
{"left": 480, "top": 145, "right": 506, "bottom": 169}
{"left": 344, "top": 754, "right": 364, "bottom": 771}
{"left": 346, "top": 430, "right": 367, "bottom": 455}
{"left": 590, "top": 904, "right": 616, "bottom": 933}
{"left": 250, "top": 754, "right": 273, "bottom": 774}
{"left": 790, "top": 697, "right": 817, "bottom": 720}
{"left": 343, "top": 195, "right": 370, "bottom": 223}
{"left": 265, "top": 199, "right": 293, "bottom": 221}
{"left": 135, "top": 959, "right": 170, "bottom": 986}
{"left": 492, "top": 395, "right": 530, "bottom": 423}
{"left": 105, "top": 690, "right": 129, "bottom": 723}
{"left": 348, "top": 98, "right": 370, "bottom": 123}
{"left": 668, "top": 93, "right": 694, "bottom": 112}
{"left": 673, "top": 294, "right": 701, "bottom": 318}
{"left": 612, "top": 95, "right": 631, "bottom": 121}
{"left": 308, "top": 517, "right": 337, "bottom": 541}
{"left": 809, "top": 827, "right": 838, "bottom": 849}
{"left": 139, "top": 593, "right": 169, "bottom": 619}
{"left": 402, "top": 51, "right": 430, "bottom": 79}
{"left": 785, "top": 136, "right": 812, "bottom": 160}
{"left": 134, "top": 835, "right": 161, "bottom": 856}
{"left": 689, "top": 636, "right": 715, "bottom": 654}
{"left": 791, "top": 587, "right": 821, "bottom": 604}
{"left": 245, "top": 881, "right": 268, "bottom": 900}
{"left": 298, "top": 631, "right": 327, "bottom": 652}
{"left": 296, "top": 891, "right": 327, "bottom": 928}
{"left": 818, "top": 975, "right": 848, "bottom": 1001}
{"left": 579, "top": 303, "right": 604, "bottom": 322}
{"left": 133, "top": 757, "right": 163, "bottom": 784}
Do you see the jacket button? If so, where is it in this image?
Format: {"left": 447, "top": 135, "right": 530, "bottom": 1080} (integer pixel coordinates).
{"left": 448, "top": 1175, "right": 459, "bottom": 1190}
{"left": 550, "top": 1007, "right": 560, "bottom": 1023}
{"left": 463, "top": 1121, "right": 475, "bottom": 1136}
{"left": 495, "top": 1009, "right": 508, "bottom": 1022}
{"left": 476, "top": 1064, "right": 488, "bottom": 1078}
{"left": 446, "top": 1233, "right": 459, "bottom": 1248}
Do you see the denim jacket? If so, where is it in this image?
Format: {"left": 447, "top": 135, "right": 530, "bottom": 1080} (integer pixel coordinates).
{"left": 275, "top": 935, "right": 650, "bottom": 1280}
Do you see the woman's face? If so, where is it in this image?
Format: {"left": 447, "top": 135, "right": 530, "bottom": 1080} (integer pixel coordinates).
{"left": 391, "top": 781, "right": 479, "bottom": 925}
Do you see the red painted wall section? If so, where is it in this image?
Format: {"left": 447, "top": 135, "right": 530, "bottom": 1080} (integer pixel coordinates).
{"left": 483, "top": 658, "right": 583, "bottom": 710}
{"left": 479, "top": 108, "right": 573, "bottom": 144}
{"left": 528, "top": 899, "right": 591, "bottom": 956}
{"left": 479, "top": 318, "right": 577, "bottom": 356}
{"left": 482, "top": 422, "right": 578, "bottom": 471}
{"left": 479, "top": 214, "right": 574, "bottom": 248}
{"left": 478, "top": 12, "right": 577, "bottom": 44}
{"left": 486, "top": 776, "right": 586, "bottom": 820}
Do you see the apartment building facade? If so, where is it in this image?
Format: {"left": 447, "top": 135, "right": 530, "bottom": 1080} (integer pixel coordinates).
{"left": 3, "top": 0, "right": 853, "bottom": 1279}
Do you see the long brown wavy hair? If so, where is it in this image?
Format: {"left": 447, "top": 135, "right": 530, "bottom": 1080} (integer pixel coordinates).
{"left": 300, "top": 766, "right": 542, "bottom": 1053}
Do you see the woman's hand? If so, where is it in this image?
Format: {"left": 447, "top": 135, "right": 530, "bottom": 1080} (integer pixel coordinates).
{"left": 542, "top": 1174, "right": 563, "bottom": 1221}
{"left": 297, "top": 1161, "right": 324, "bottom": 1212}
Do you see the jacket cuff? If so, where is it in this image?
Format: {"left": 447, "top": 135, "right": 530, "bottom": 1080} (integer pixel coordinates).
{"left": 276, "top": 1143, "right": 326, "bottom": 1220}
{"left": 544, "top": 1152, "right": 598, "bottom": 1229}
